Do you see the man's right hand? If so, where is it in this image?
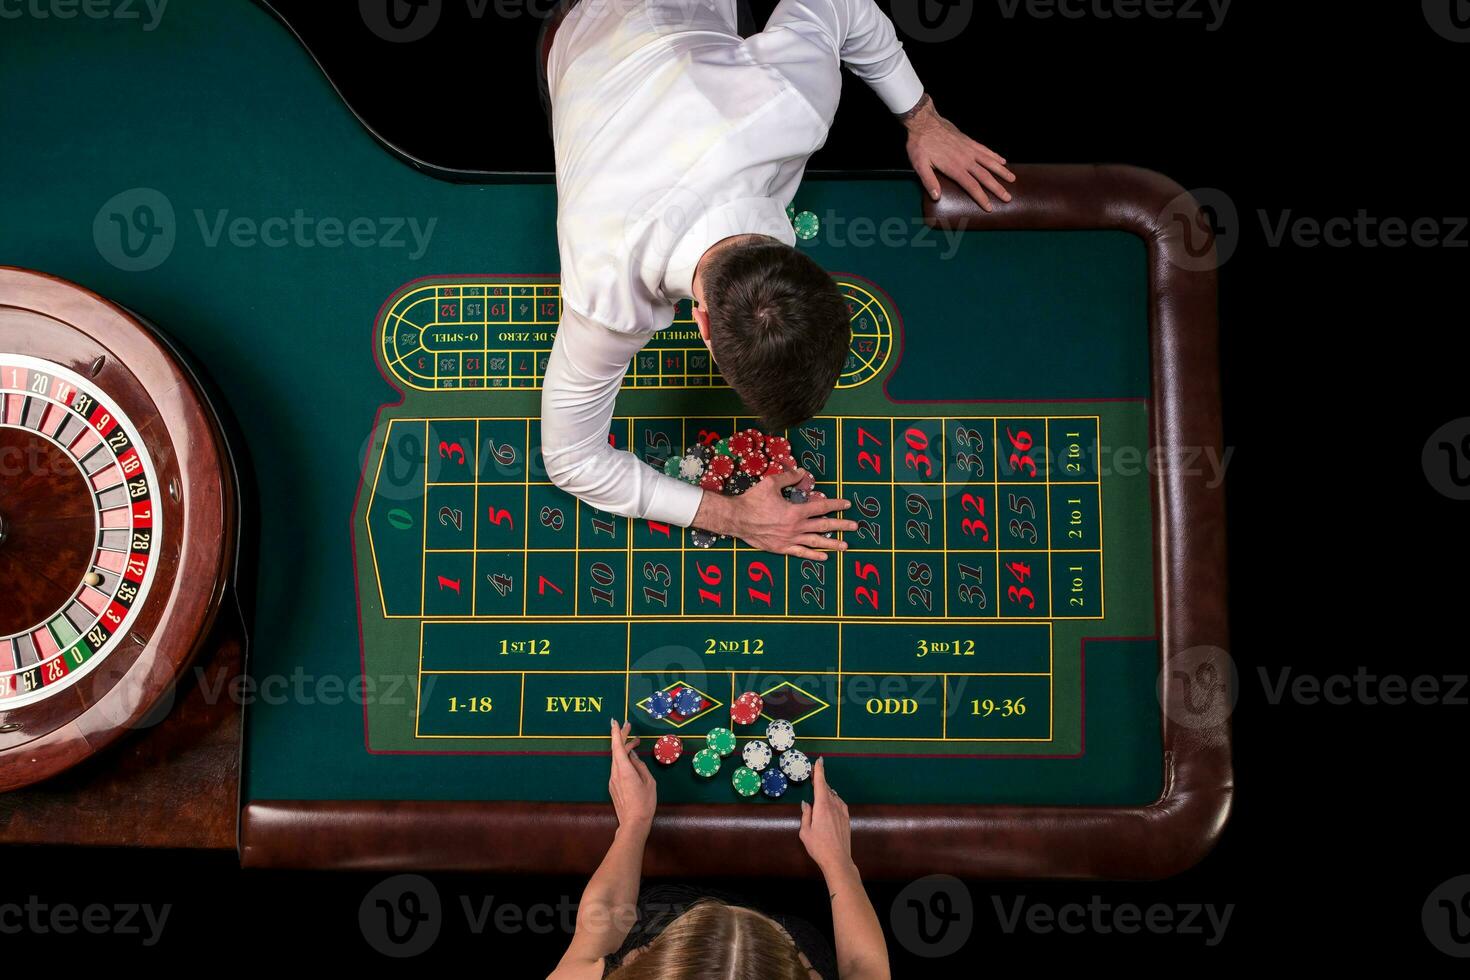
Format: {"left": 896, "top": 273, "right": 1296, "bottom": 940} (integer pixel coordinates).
{"left": 694, "top": 468, "right": 856, "bottom": 560}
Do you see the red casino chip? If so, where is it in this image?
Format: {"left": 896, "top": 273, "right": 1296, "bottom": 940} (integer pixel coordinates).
{"left": 770, "top": 453, "right": 797, "bottom": 472}
{"left": 700, "top": 472, "right": 724, "bottom": 492}
{"left": 765, "top": 436, "right": 791, "bottom": 458}
{"left": 739, "top": 453, "right": 768, "bottom": 477}
{"left": 728, "top": 431, "right": 757, "bottom": 457}
{"left": 653, "top": 734, "right": 684, "bottom": 765}
{"left": 764, "top": 459, "right": 786, "bottom": 476}
{"left": 707, "top": 455, "right": 735, "bottom": 479}
{"left": 731, "top": 691, "right": 764, "bottom": 726}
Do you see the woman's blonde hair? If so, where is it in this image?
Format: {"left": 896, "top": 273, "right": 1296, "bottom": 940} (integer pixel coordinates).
{"left": 606, "top": 900, "right": 810, "bottom": 980}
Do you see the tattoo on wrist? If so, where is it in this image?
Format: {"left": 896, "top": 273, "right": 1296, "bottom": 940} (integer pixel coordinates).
{"left": 897, "top": 93, "right": 932, "bottom": 123}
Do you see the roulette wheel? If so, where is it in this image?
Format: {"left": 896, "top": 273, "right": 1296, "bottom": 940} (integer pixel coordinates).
{"left": 0, "top": 267, "right": 237, "bottom": 793}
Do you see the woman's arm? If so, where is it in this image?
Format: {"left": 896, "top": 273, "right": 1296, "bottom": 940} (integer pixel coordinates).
{"left": 549, "top": 720, "right": 657, "bottom": 980}
{"left": 799, "top": 759, "right": 891, "bottom": 980}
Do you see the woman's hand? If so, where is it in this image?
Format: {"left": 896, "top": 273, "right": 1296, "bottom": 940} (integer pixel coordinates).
{"left": 608, "top": 719, "right": 657, "bottom": 834}
{"left": 902, "top": 94, "right": 1015, "bottom": 212}
{"left": 798, "top": 758, "right": 853, "bottom": 874}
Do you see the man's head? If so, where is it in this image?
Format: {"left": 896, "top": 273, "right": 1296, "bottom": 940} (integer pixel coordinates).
{"left": 691, "top": 238, "right": 849, "bottom": 430}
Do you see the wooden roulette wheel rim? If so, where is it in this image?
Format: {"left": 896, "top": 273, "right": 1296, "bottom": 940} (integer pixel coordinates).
{"left": 0, "top": 267, "right": 235, "bottom": 792}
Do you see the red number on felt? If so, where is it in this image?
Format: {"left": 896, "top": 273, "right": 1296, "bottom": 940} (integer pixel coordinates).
{"left": 961, "top": 518, "right": 990, "bottom": 541}
{"left": 959, "top": 493, "right": 991, "bottom": 541}
{"left": 1005, "top": 427, "right": 1037, "bottom": 477}
{"left": 1005, "top": 561, "right": 1032, "bottom": 583}
{"left": 537, "top": 576, "right": 564, "bottom": 596}
{"left": 486, "top": 507, "right": 514, "bottom": 528}
{"left": 438, "top": 441, "right": 466, "bottom": 466}
{"left": 1007, "top": 586, "right": 1036, "bottom": 609}
{"left": 437, "top": 576, "right": 461, "bottom": 594}
{"left": 902, "top": 428, "right": 933, "bottom": 477}
{"left": 696, "top": 561, "right": 723, "bottom": 607}
{"left": 857, "top": 451, "right": 883, "bottom": 475}
{"left": 746, "top": 561, "right": 774, "bottom": 606}
{"left": 904, "top": 451, "right": 933, "bottom": 477}
{"left": 852, "top": 560, "right": 882, "bottom": 609}
{"left": 856, "top": 427, "right": 884, "bottom": 446}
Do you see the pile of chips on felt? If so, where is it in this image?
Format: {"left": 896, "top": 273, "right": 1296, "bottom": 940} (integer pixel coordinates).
{"left": 661, "top": 430, "right": 812, "bottom": 548}
{"left": 648, "top": 688, "right": 815, "bottom": 798}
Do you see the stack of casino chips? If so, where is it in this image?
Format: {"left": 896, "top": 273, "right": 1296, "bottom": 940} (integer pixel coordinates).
{"left": 645, "top": 688, "right": 818, "bottom": 798}
{"left": 661, "top": 430, "right": 803, "bottom": 549}
{"left": 726, "top": 690, "right": 814, "bottom": 799}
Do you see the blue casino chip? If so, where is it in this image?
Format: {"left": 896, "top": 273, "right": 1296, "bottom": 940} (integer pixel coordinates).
{"left": 673, "top": 687, "right": 704, "bottom": 716}
{"left": 647, "top": 689, "right": 674, "bottom": 720}
{"left": 761, "top": 768, "right": 790, "bottom": 798}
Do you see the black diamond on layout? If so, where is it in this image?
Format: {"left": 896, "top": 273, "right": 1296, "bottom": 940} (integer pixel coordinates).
{"left": 762, "top": 686, "right": 822, "bottom": 723}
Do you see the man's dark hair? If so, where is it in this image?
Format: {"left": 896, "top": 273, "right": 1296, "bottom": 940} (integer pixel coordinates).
{"left": 702, "top": 241, "right": 850, "bottom": 430}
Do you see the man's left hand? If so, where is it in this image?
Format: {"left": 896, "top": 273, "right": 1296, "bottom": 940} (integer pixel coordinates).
{"left": 902, "top": 94, "right": 1015, "bottom": 212}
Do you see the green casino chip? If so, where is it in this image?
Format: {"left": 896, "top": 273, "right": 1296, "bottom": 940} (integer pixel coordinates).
{"left": 692, "top": 747, "right": 722, "bottom": 778}
{"left": 714, "top": 438, "right": 733, "bottom": 457}
{"left": 707, "top": 726, "right": 736, "bottom": 756}
{"left": 663, "top": 456, "right": 682, "bottom": 477}
{"left": 732, "top": 766, "right": 761, "bottom": 797}
{"left": 792, "top": 210, "right": 820, "bottom": 240}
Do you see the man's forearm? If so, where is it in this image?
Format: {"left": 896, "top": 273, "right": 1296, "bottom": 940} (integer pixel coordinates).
{"left": 692, "top": 488, "right": 735, "bottom": 537}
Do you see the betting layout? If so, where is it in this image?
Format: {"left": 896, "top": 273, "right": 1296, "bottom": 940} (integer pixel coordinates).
{"left": 0, "top": 356, "right": 161, "bottom": 705}
{"left": 380, "top": 276, "right": 892, "bottom": 390}
{"left": 355, "top": 277, "right": 1108, "bottom": 757}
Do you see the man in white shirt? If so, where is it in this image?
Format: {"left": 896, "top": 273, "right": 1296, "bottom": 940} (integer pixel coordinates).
{"left": 540, "top": 0, "right": 1013, "bottom": 561}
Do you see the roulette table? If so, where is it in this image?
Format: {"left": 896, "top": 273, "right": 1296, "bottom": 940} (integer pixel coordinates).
{"left": 0, "top": 0, "right": 1231, "bottom": 878}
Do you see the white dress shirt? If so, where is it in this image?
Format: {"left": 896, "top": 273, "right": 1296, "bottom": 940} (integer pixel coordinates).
{"left": 539, "top": 0, "right": 924, "bottom": 526}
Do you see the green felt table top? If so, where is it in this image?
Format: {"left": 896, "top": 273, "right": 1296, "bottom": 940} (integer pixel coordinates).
{"left": 0, "top": 0, "right": 1162, "bottom": 807}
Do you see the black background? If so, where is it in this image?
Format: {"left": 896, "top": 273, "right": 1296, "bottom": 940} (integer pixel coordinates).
{"left": 5, "top": 0, "right": 1467, "bottom": 969}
